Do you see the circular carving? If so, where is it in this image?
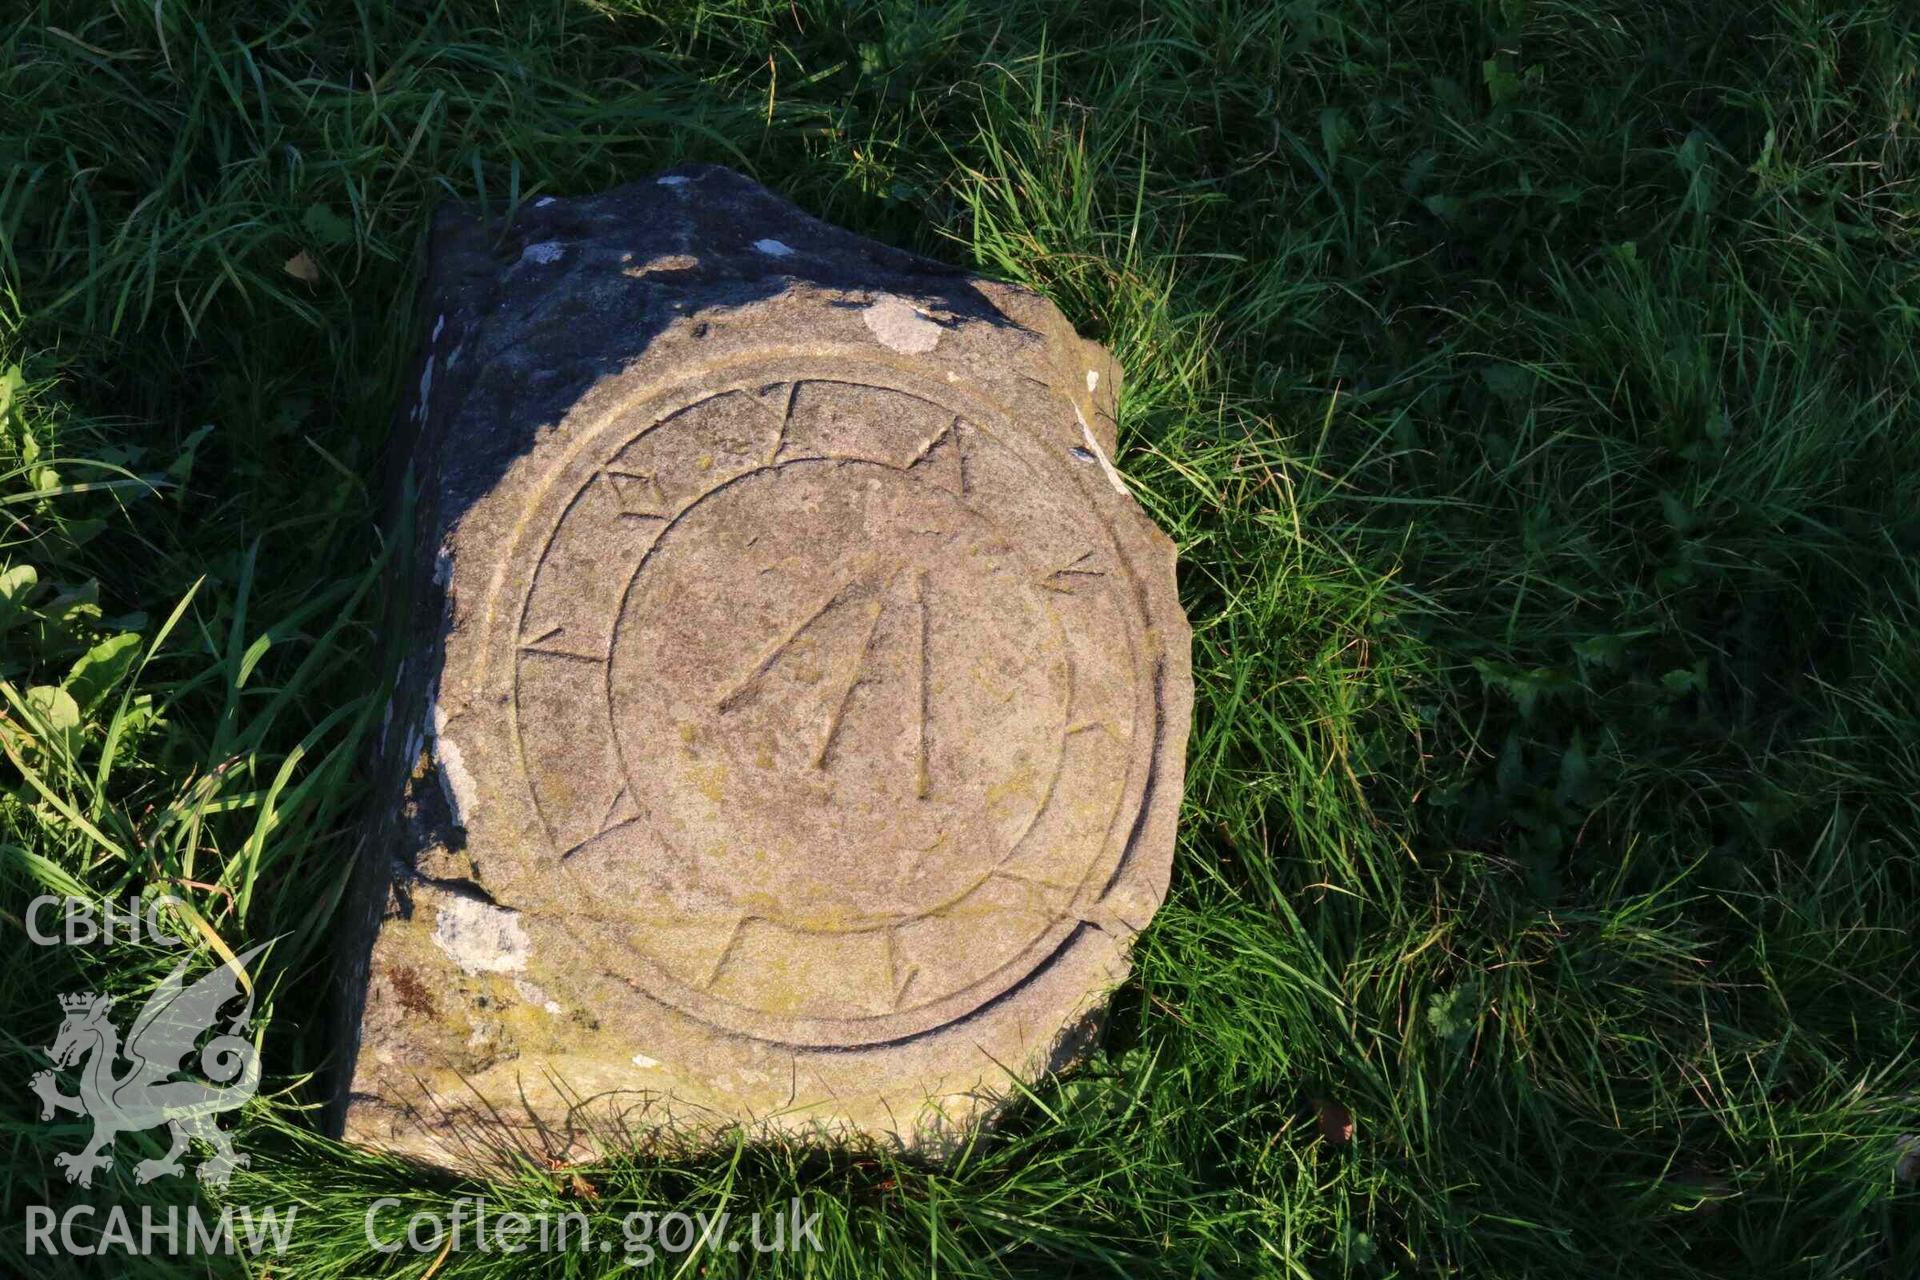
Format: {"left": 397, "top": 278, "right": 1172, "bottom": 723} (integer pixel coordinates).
{"left": 611, "top": 460, "right": 1070, "bottom": 930}
{"left": 492, "top": 360, "right": 1153, "bottom": 1047}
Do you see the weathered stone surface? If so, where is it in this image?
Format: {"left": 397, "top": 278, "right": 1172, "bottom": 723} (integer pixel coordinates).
{"left": 328, "top": 166, "right": 1191, "bottom": 1170}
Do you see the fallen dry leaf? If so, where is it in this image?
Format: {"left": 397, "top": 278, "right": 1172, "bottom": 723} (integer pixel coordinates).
{"left": 283, "top": 250, "right": 320, "bottom": 283}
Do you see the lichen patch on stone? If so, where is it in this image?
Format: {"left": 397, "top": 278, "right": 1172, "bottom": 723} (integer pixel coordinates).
{"left": 514, "top": 978, "right": 562, "bottom": 1014}
{"left": 862, "top": 295, "right": 942, "bottom": 354}
{"left": 430, "top": 895, "right": 530, "bottom": 975}
{"left": 520, "top": 240, "right": 565, "bottom": 265}
{"left": 430, "top": 701, "right": 478, "bottom": 828}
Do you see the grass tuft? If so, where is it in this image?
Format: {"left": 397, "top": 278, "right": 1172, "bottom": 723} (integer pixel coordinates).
{"left": 2, "top": 1, "right": 1916, "bottom": 1275}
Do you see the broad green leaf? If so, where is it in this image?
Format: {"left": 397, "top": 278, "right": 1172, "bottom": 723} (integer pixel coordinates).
{"left": 1659, "top": 490, "right": 1695, "bottom": 533}
{"left": 66, "top": 632, "right": 143, "bottom": 710}
{"left": 168, "top": 423, "right": 216, "bottom": 486}
{"left": 24, "top": 683, "right": 82, "bottom": 758}
{"left": 60, "top": 517, "right": 108, "bottom": 547}
{"left": 1661, "top": 664, "right": 1706, "bottom": 697}
{"left": 0, "top": 363, "right": 23, "bottom": 421}
{"left": 0, "top": 563, "right": 37, "bottom": 635}
{"left": 1483, "top": 362, "right": 1534, "bottom": 407}
{"left": 1574, "top": 632, "right": 1626, "bottom": 669}
{"left": 43, "top": 579, "right": 100, "bottom": 632}
{"left": 301, "top": 202, "right": 356, "bottom": 247}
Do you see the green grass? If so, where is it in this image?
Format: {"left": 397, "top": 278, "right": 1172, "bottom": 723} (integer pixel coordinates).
{"left": 3, "top": 0, "right": 1918, "bottom": 1275}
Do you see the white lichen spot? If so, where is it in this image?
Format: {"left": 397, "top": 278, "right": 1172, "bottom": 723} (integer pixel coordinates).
{"left": 534, "top": 195, "right": 557, "bottom": 208}
{"left": 752, "top": 238, "right": 794, "bottom": 258}
{"left": 656, "top": 175, "right": 691, "bottom": 187}
{"left": 446, "top": 341, "right": 464, "bottom": 371}
{"left": 520, "top": 240, "right": 565, "bottom": 265}
{"left": 430, "top": 701, "right": 478, "bottom": 827}
{"left": 863, "top": 295, "right": 942, "bottom": 354}
{"left": 431, "top": 895, "right": 530, "bottom": 975}
{"left": 631, "top": 1053, "right": 661, "bottom": 1069}
{"left": 1086, "top": 368, "right": 1099, "bottom": 393}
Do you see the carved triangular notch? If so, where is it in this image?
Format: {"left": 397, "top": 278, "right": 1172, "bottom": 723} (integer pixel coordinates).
{"left": 599, "top": 468, "right": 669, "bottom": 520}
{"left": 599, "top": 785, "right": 641, "bottom": 832}
{"left": 1039, "top": 550, "right": 1105, "bottom": 594}
{"left": 749, "top": 382, "right": 798, "bottom": 462}
{"left": 519, "top": 625, "right": 603, "bottom": 662}
{"left": 907, "top": 416, "right": 968, "bottom": 495}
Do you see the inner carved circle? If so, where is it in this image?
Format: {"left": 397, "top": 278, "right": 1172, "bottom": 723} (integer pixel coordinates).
{"left": 608, "top": 459, "right": 1070, "bottom": 932}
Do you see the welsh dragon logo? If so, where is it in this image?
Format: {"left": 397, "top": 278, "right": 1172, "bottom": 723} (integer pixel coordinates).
{"left": 31, "top": 943, "right": 265, "bottom": 1187}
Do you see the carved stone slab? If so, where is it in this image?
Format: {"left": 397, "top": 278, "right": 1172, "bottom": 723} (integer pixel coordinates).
{"left": 329, "top": 167, "right": 1191, "bottom": 1170}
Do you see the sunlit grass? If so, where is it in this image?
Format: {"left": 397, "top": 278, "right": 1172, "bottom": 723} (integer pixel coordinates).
{"left": 2, "top": 1, "right": 1916, "bottom": 1276}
